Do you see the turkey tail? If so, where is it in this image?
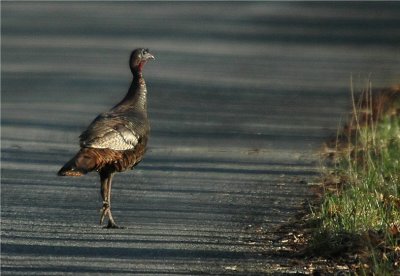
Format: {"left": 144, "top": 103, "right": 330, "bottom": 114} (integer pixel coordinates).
{"left": 57, "top": 148, "right": 98, "bottom": 176}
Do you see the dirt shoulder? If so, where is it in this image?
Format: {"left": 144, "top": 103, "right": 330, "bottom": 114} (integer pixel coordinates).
{"left": 270, "top": 85, "right": 400, "bottom": 275}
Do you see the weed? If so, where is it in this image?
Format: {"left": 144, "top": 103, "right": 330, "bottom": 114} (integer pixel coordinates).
{"left": 313, "top": 82, "right": 400, "bottom": 274}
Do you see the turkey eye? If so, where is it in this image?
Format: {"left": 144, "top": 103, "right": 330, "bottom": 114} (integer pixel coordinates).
{"left": 142, "top": 50, "right": 147, "bottom": 56}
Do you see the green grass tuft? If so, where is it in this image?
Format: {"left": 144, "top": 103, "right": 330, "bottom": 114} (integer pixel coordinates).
{"left": 312, "top": 84, "right": 400, "bottom": 274}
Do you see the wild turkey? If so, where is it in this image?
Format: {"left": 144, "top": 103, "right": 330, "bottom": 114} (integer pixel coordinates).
{"left": 58, "top": 48, "right": 154, "bottom": 228}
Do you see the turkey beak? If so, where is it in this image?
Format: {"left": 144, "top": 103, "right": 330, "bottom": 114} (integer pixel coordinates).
{"left": 144, "top": 52, "right": 155, "bottom": 61}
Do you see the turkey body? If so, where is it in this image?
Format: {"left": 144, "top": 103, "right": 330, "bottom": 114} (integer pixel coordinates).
{"left": 63, "top": 104, "right": 149, "bottom": 176}
{"left": 58, "top": 48, "right": 154, "bottom": 228}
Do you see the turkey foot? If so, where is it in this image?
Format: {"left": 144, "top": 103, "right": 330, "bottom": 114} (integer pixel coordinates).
{"left": 100, "top": 202, "right": 123, "bottom": 228}
{"left": 106, "top": 220, "right": 124, "bottom": 229}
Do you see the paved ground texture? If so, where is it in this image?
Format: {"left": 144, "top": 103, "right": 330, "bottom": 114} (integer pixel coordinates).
{"left": 2, "top": 2, "right": 400, "bottom": 275}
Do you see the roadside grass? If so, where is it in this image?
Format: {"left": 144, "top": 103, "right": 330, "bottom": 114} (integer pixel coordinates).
{"left": 313, "top": 83, "right": 400, "bottom": 274}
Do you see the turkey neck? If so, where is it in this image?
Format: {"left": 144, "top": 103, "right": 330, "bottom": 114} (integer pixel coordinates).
{"left": 115, "top": 71, "right": 147, "bottom": 111}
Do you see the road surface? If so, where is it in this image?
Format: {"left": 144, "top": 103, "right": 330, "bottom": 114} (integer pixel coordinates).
{"left": 1, "top": 2, "right": 400, "bottom": 275}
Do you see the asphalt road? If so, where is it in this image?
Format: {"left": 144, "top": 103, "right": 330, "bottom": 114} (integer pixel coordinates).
{"left": 1, "top": 2, "right": 400, "bottom": 275}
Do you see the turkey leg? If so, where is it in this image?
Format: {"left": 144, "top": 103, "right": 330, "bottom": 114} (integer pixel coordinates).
{"left": 99, "top": 171, "right": 121, "bottom": 228}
